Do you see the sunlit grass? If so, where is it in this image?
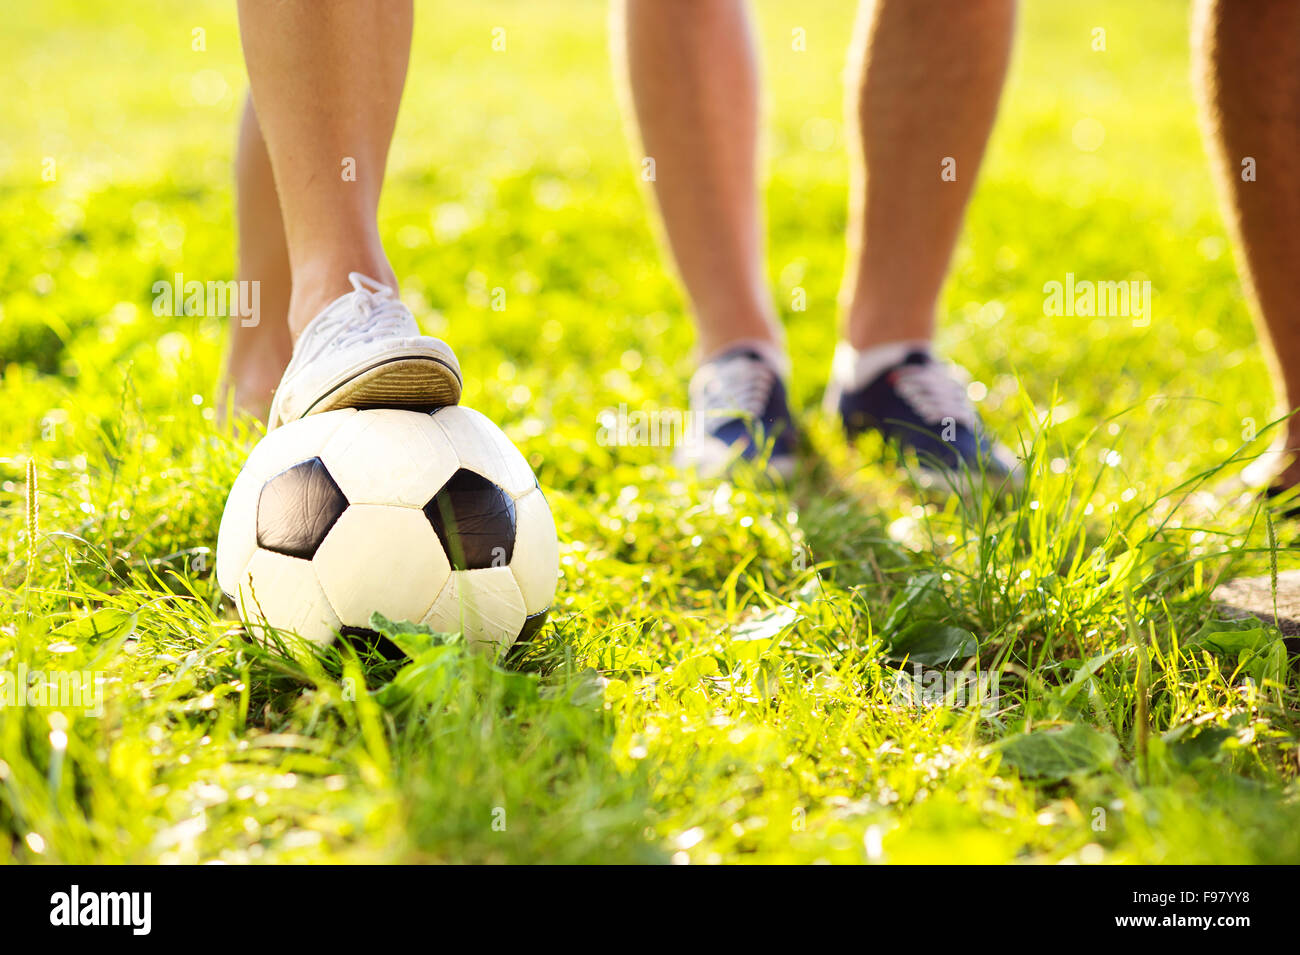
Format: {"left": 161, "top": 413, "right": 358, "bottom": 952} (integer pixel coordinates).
{"left": 1, "top": 0, "right": 1297, "bottom": 863}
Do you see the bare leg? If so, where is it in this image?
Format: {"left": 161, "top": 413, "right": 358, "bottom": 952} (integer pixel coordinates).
{"left": 1193, "top": 0, "right": 1300, "bottom": 486}
{"left": 613, "top": 0, "right": 783, "bottom": 361}
{"left": 236, "top": 0, "right": 411, "bottom": 337}
{"left": 840, "top": 0, "right": 1015, "bottom": 349}
{"left": 220, "top": 94, "right": 293, "bottom": 424}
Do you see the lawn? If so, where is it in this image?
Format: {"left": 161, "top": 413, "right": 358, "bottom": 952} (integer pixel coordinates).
{"left": 2, "top": 0, "right": 1298, "bottom": 864}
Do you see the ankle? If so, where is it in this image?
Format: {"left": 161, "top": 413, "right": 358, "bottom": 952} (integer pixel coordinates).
{"left": 842, "top": 303, "right": 936, "bottom": 351}
{"left": 219, "top": 349, "right": 287, "bottom": 426}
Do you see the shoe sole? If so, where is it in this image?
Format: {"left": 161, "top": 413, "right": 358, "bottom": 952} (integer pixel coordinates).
{"left": 302, "top": 355, "right": 462, "bottom": 418}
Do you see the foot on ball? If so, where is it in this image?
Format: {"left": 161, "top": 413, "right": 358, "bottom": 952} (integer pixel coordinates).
{"left": 268, "top": 272, "right": 462, "bottom": 430}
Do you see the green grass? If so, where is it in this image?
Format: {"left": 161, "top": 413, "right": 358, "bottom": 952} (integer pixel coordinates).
{"left": 2, "top": 0, "right": 1298, "bottom": 863}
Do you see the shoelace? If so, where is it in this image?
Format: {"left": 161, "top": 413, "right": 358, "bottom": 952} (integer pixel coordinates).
{"left": 891, "top": 361, "right": 977, "bottom": 430}
{"left": 293, "top": 272, "right": 413, "bottom": 366}
{"left": 692, "top": 353, "right": 776, "bottom": 420}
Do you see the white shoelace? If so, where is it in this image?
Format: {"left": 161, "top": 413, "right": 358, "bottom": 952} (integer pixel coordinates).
{"left": 293, "top": 272, "right": 413, "bottom": 366}
{"left": 692, "top": 353, "right": 777, "bottom": 421}
{"left": 892, "top": 360, "right": 977, "bottom": 430}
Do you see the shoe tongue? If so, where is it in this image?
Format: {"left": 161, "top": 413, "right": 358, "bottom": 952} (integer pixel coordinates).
{"left": 711, "top": 345, "right": 764, "bottom": 364}
{"left": 877, "top": 349, "right": 932, "bottom": 387}
{"left": 706, "top": 347, "right": 776, "bottom": 380}
{"left": 694, "top": 348, "right": 777, "bottom": 411}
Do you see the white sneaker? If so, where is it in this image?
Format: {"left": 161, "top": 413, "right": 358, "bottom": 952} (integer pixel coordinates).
{"left": 268, "top": 272, "right": 462, "bottom": 430}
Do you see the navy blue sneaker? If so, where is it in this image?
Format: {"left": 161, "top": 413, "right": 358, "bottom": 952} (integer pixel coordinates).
{"left": 677, "top": 347, "right": 797, "bottom": 479}
{"left": 825, "top": 347, "right": 1020, "bottom": 488}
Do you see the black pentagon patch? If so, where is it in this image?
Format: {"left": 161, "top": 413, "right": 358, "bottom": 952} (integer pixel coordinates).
{"left": 337, "top": 626, "right": 408, "bottom": 663}
{"left": 518, "top": 609, "right": 548, "bottom": 643}
{"left": 423, "top": 468, "right": 516, "bottom": 571}
{"left": 256, "top": 457, "right": 349, "bottom": 560}
{"left": 504, "top": 610, "right": 549, "bottom": 666}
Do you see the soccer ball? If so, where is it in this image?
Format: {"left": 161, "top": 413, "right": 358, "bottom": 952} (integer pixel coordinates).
{"left": 216, "top": 406, "right": 558, "bottom": 659}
